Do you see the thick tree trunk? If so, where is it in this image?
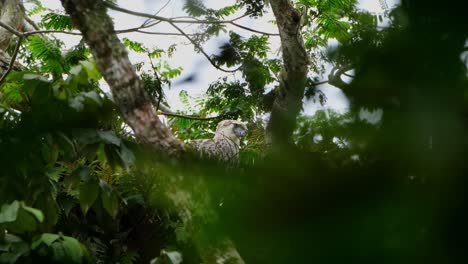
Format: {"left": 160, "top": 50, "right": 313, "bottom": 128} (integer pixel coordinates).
{"left": 60, "top": 1, "right": 244, "bottom": 262}
{"left": 266, "top": 0, "right": 309, "bottom": 146}
{"left": 60, "top": 0, "right": 184, "bottom": 157}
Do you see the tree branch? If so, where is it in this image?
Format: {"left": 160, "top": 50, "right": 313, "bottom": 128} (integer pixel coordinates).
{"left": 230, "top": 21, "right": 279, "bottom": 36}
{"left": 105, "top": 2, "right": 279, "bottom": 36}
{"left": 328, "top": 64, "right": 353, "bottom": 89}
{"left": 140, "top": 0, "right": 172, "bottom": 27}
{"left": 168, "top": 21, "right": 241, "bottom": 73}
{"left": 24, "top": 16, "right": 41, "bottom": 31}
{"left": 314, "top": 80, "right": 329, "bottom": 86}
{"left": 0, "top": 21, "right": 22, "bottom": 37}
{"left": 158, "top": 111, "right": 226, "bottom": 121}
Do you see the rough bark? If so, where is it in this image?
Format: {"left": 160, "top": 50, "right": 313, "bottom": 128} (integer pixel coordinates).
{"left": 0, "top": 0, "right": 24, "bottom": 76}
{"left": 0, "top": 0, "right": 23, "bottom": 50}
{"left": 60, "top": 0, "right": 184, "bottom": 157}
{"left": 60, "top": 1, "right": 244, "bottom": 262}
{"left": 266, "top": 0, "right": 309, "bottom": 146}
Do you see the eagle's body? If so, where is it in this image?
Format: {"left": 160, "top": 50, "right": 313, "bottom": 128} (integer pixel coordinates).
{"left": 188, "top": 120, "right": 248, "bottom": 163}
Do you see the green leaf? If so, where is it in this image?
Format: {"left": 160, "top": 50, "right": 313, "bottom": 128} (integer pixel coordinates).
{"left": 122, "top": 38, "right": 147, "bottom": 53}
{"left": 80, "top": 60, "right": 101, "bottom": 80}
{"left": 0, "top": 234, "right": 29, "bottom": 264}
{"left": 148, "top": 48, "right": 164, "bottom": 59}
{"left": 215, "top": 5, "right": 239, "bottom": 17}
{"left": 41, "top": 13, "right": 73, "bottom": 31}
{"left": 61, "top": 236, "right": 84, "bottom": 262}
{"left": 96, "top": 143, "right": 107, "bottom": 164}
{"left": 64, "top": 43, "right": 88, "bottom": 66}
{"left": 119, "top": 143, "right": 135, "bottom": 167}
{"left": 1, "top": 82, "right": 23, "bottom": 104}
{"left": 31, "top": 233, "right": 59, "bottom": 249}
{"left": 79, "top": 179, "right": 99, "bottom": 215}
{"left": 26, "top": 36, "right": 64, "bottom": 75}
{"left": 0, "top": 201, "right": 20, "bottom": 224}
{"left": 183, "top": 0, "right": 207, "bottom": 16}
{"left": 41, "top": 143, "right": 59, "bottom": 165}
{"left": 5, "top": 206, "right": 40, "bottom": 233}
{"left": 28, "top": 2, "right": 48, "bottom": 16}
{"left": 32, "top": 234, "right": 87, "bottom": 263}
{"left": 100, "top": 182, "right": 118, "bottom": 218}
{"left": 34, "top": 195, "right": 59, "bottom": 228}
{"left": 59, "top": 196, "right": 77, "bottom": 218}
{"left": 72, "top": 129, "right": 100, "bottom": 145}
{"left": 52, "top": 82, "right": 67, "bottom": 100}
{"left": 46, "top": 167, "right": 64, "bottom": 182}
{"left": 97, "top": 131, "right": 121, "bottom": 146}
{"left": 72, "top": 166, "right": 92, "bottom": 182}
{"left": 21, "top": 203, "right": 44, "bottom": 223}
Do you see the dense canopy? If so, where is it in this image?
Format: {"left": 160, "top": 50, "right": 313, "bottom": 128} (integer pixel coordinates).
{"left": 0, "top": 0, "right": 467, "bottom": 263}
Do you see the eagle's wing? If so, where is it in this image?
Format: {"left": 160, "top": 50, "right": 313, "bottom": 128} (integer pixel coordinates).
{"left": 188, "top": 138, "right": 238, "bottom": 163}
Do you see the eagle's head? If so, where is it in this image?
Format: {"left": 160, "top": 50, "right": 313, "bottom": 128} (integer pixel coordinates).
{"left": 215, "top": 120, "right": 248, "bottom": 141}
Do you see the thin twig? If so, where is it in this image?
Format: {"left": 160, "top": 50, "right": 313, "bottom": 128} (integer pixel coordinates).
{"left": 147, "top": 52, "right": 164, "bottom": 112}
{"left": 23, "top": 29, "right": 82, "bottom": 36}
{"left": 158, "top": 111, "right": 226, "bottom": 120}
{"left": 24, "top": 16, "right": 41, "bottom": 31}
{"left": 230, "top": 21, "right": 279, "bottom": 36}
{"left": 133, "top": 30, "right": 194, "bottom": 36}
{"left": 141, "top": 0, "right": 171, "bottom": 27}
{"left": 115, "top": 21, "right": 162, "bottom": 34}
{"left": 313, "top": 80, "right": 329, "bottom": 86}
{"left": 169, "top": 21, "right": 241, "bottom": 73}
{"left": 104, "top": 2, "right": 279, "bottom": 36}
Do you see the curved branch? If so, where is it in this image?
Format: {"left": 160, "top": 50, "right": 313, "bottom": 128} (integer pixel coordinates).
{"left": 230, "top": 21, "right": 279, "bottom": 36}
{"left": 105, "top": 2, "right": 279, "bottom": 36}
{"left": 158, "top": 111, "right": 226, "bottom": 121}
{"left": 24, "top": 16, "right": 41, "bottom": 31}
{"left": 328, "top": 64, "right": 353, "bottom": 89}
{"left": 168, "top": 21, "right": 241, "bottom": 73}
{"left": 131, "top": 30, "right": 189, "bottom": 36}
{"left": 141, "top": 0, "right": 172, "bottom": 26}
{"left": 0, "top": 21, "right": 22, "bottom": 37}
{"left": 105, "top": 2, "right": 244, "bottom": 25}
{"left": 314, "top": 80, "right": 329, "bottom": 86}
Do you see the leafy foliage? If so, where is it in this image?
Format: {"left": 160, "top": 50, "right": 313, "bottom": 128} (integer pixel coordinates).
{"left": 40, "top": 13, "right": 74, "bottom": 31}
{"left": 238, "top": 0, "right": 268, "bottom": 17}
{"left": 211, "top": 32, "right": 278, "bottom": 114}
{"left": 1, "top": 0, "right": 468, "bottom": 263}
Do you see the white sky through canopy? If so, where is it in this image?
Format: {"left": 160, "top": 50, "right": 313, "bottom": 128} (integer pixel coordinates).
{"left": 31, "top": 0, "right": 399, "bottom": 116}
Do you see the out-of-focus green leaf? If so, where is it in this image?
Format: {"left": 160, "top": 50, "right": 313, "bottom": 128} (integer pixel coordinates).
{"left": 0, "top": 201, "right": 20, "bottom": 224}
{"left": 101, "top": 187, "right": 118, "bottom": 219}
{"left": 79, "top": 179, "right": 100, "bottom": 215}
